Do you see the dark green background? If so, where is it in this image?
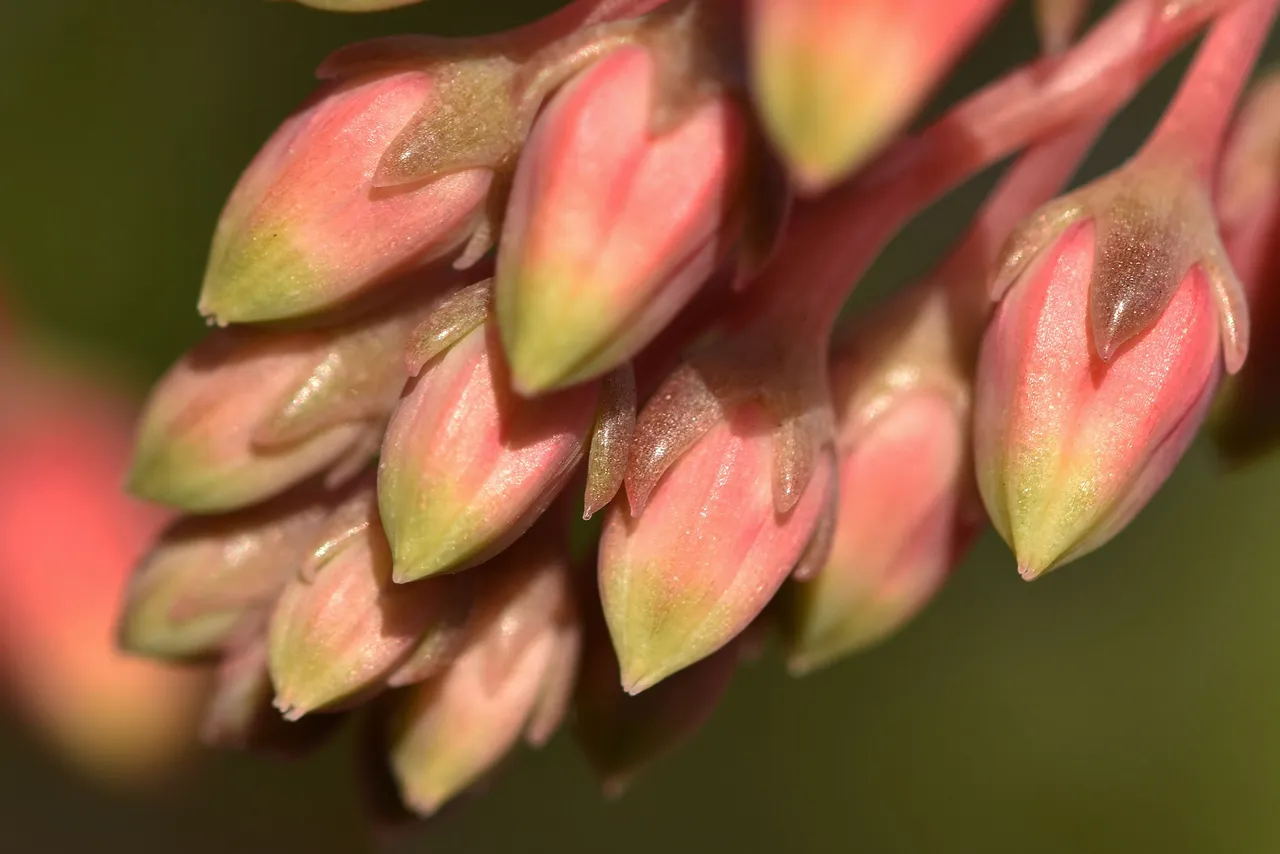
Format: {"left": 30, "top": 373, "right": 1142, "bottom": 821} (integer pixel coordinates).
{"left": 2, "top": 2, "right": 1278, "bottom": 852}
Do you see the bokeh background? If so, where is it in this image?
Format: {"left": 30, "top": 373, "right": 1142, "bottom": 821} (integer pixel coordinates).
{"left": 2, "top": 2, "right": 1279, "bottom": 852}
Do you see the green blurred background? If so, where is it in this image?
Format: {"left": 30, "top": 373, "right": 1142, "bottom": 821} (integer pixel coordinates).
{"left": 2, "top": 2, "right": 1279, "bottom": 852}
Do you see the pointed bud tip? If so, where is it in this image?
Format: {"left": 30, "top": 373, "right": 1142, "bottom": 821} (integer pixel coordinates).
{"left": 620, "top": 668, "right": 661, "bottom": 697}
{"left": 390, "top": 546, "right": 461, "bottom": 585}
{"left": 273, "top": 698, "right": 307, "bottom": 723}
{"left": 1014, "top": 539, "right": 1059, "bottom": 580}
{"left": 125, "top": 437, "right": 227, "bottom": 513}
{"left": 499, "top": 317, "right": 599, "bottom": 396}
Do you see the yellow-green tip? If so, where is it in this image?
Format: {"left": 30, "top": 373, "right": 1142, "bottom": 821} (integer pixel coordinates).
{"left": 496, "top": 270, "right": 620, "bottom": 395}
{"left": 126, "top": 433, "right": 240, "bottom": 514}
{"left": 198, "top": 225, "right": 322, "bottom": 325}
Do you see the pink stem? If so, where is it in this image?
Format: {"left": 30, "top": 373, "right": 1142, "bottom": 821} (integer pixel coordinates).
{"left": 743, "top": 0, "right": 1235, "bottom": 338}
{"left": 1140, "top": 0, "right": 1280, "bottom": 182}
{"left": 938, "top": 120, "right": 1106, "bottom": 317}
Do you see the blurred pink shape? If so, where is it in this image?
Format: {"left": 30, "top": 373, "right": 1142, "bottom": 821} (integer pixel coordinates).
{"left": 0, "top": 335, "right": 206, "bottom": 783}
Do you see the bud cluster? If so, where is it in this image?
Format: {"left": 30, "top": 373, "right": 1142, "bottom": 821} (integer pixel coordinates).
{"left": 117, "top": 0, "right": 1280, "bottom": 823}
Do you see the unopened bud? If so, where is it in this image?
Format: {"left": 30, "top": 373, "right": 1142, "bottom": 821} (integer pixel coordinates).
{"left": 119, "top": 484, "right": 337, "bottom": 660}
{"left": 601, "top": 392, "right": 832, "bottom": 693}
{"left": 379, "top": 319, "right": 598, "bottom": 581}
{"left": 387, "top": 530, "right": 580, "bottom": 816}
{"left": 198, "top": 65, "right": 493, "bottom": 324}
{"left": 268, "top": 485, "right": 475, "bottom": 719}
{"left": 496, "top": 17, "right": 747, "bottom": 392}
{"left": 129, "top": 287, "right": 440, "bottom": 513}
{"left": 978, "top": 216, "right": 1224, "bottom": 577}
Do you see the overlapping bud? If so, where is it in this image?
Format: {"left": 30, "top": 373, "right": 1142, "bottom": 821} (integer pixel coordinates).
{"left": 786, "top": 113, "right": 1104, "bottom": 670}
{"left": 378, "top": 294, "right": 602, "bottom": 581}
{"left": 386, "top": 526, "right": 580, "bottom": 816}
{"left": 130, "top": 281, "right": 450, "bottom": 513}
{"left": 120, "top": 482, "right": 340, "bottom": 660}
{"left": 268, "top": 481, "right": 475, "bottom": 719}
{"left": 200, "top": 0, "right": 685, "bottom": 325}
{"left": 786, "top": 315, "right": 976, "bottom": 672}
{"left": 198, "top": 68, "right": 493, "bottom": 324}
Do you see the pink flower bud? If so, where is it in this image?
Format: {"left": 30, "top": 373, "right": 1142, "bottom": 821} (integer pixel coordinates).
{"left": 387, "top": 531, "right": 580, "bottom": 816}
{"left": 129, "top": 289, "right": 436, "bottom": 513}
{"left": 496, "top": 42, "right": 747, "bottom": 392}
{"left": 378, "top": 319, "right": 598, "bottom": 582}
{"left": 600, "top": 398, "right": 833, "bottom": 693}
{"left": 749, "top": 0, "right": 1003, "bottom": 192}
{"left": 0, "top": 368, "right": 205, "bottom": 782}
{"left": 787, "top": 390, "right": 973, "bottom": 674}
{"left": 198, "top": 68, "right": 493, "bottom": 324}
{"left": 975, "top": 2, "right": 1272, "bottom": 577}
{"left": 119, "top": 483, "right": 339, "bottom": 660}
{"left": 268, "top": 486, "right": 475, "bottom": 719}
{"left": 976, "top": 219, "right": 1223, "bottom": 578}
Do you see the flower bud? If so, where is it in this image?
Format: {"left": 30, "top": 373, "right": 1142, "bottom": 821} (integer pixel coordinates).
{"left": 387, "top": 531, "right": 580, "bottom": 816}
{"left": 496, "top": 38, "right": 747, "bottom": 392}
{"left": 201, "top": 635, "right": 343, "bottom": 757}
{"left": 787, "top": 390, "right": 973, "bottom": 674}
{"left": 119, "top": 483, "right": 337, "bottom": 660}
{"left": 129, "top": 288, "right": 436, "bottom": 514}
{"left": 268, "top": 486, "right": 475, "bottom": 719}
{"left": 977, "top": 217, "right": 1224, "bottom": 578}
{"left": 378, "top": 319, "right": 598, "bottom": 582}
{"left": 198, "top": 65, "right": 493, "bottom": 324}
{"left": 0, "top": 369, "right": 205, "bottom": 782}
{"left": 749, "top": 0, "right": 1002, "bottom": 191}
{"left": 574, "top": 609, "right": 737, "bottom": 794}
{"left": 600, "top": 391, "right": 833, "bottom": 693}
{"left": 1212, "top": 73, "right": 1280, "bottom": 462}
